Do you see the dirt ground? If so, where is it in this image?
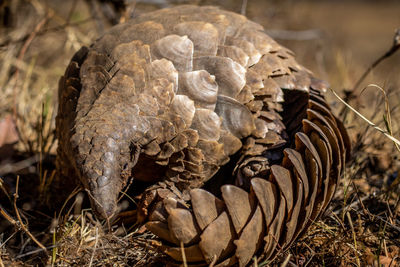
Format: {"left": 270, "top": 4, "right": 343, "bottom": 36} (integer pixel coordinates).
{"left": 0, "top": 0, "right": 399, "bottom": 266}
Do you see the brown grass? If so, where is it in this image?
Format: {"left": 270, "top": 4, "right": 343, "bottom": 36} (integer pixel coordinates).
{"left": 1, "top": 0, "right": 399, "bottom": 266}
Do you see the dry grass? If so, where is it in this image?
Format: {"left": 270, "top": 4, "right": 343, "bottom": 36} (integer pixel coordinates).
{"left": 1, "top": 0, "right": 400, "bottom": 266}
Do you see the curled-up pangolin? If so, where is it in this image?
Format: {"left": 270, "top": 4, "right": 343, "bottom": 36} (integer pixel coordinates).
{"left": 56, "top": 5, "right": 351, "bottom": 266}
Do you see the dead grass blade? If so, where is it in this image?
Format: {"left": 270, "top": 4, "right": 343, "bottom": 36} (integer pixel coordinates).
{"left": 180, "top": 241, "right": 188, "bottom": 267}
{"left": 359, "top": 84, "right": 400, "bottom": 152}
{"left": 330, "top": 86, "right": 400, "bottom": 150}
{"left": 88, "top": 226, "right": 99, "bottom": 267}
{"left": 13, "top": 176, "right": 47, "bottom": 252}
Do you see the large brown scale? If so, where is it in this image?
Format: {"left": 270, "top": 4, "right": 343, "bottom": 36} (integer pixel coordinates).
{"left": 56, "top": 5, "right": 350, "bottom": 266}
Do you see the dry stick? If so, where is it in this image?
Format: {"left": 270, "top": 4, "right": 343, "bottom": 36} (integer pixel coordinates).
{"left": 0, "top": 154, "right": 40, "bottom": 176}
{"left": 329, "top": 212, "right": 347, "bottom": 232}
{"left": 389, "top": 257, "right": 398, "bottom": 267}
{"left": 252, "top": 256, "right": 257, "bottom": 267}
{"left": 302, "top": 243, "right": 316, "bottom": 267}
{"left": 15, "top": 245, "right": 57, "bottom": 259}
{"left": 393, "top": 195, "right": 400, "bottom": 219}
{"left": 241, "top": 0, "right": 248, "bottom": 15}
{"left": 9, "top": 11, "right": 54, "bottom": 153}
{"left": 351, "top": 29, "right": 400, "bottom": 95}
{"left": 39, "top": 104, "right": 44, "bottom": 193}
{"left": 180, "top": 241, "right": 188, "bottom": 267}
{"left": 0, "top": 178, "right": 12, "bottom": 201}
{"left": 340, "top": 29, "right": 400, "bottom": 116}
{"left": 13, "top": 176, "right": 47, "bottom": 252}
{"left": 57, "top": 186, "right": 81, "bottom": 223}
{"left": 333, "top": 194, "right": 370, "bottom": 216}
{"left": 86, "top": 0, "right": 106, "bottom": 34}
{"left": 0, "top": 204, "right": 18, "bottom": 225}
{"left": 66, "top": 0, "right": 79, "bottom": 23}
{"left": 88, "top": 226, "right": 99, "bottom": 267}
{"left": 350, "top": 179, "right": 370, "bottom": 218}
{"left": 123, "top": 1, "right": 136, "bottom": 23}
{"left": 0, "top": 18, "right": 92, "bottom": 48}
{"left": 346, "top": 212, "right": 360, "bottom": 267}
{"left": 11, "top": 11, "right": 53, "bottom": 119}
{"left": 0, "top": 231, "right": 18, "bottom": 251}
{"left": 280, "top": 253, "right": 291, "bottom": 267}
{"left": 356, "top": 209, "right": 400, "bottom": 233}
{"left": 208, "top": 255, "right": 218, "bottom": 267}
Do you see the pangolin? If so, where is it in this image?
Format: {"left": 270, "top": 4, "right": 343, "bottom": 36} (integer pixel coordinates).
{"left": 56, "top": 5, "right": 350, "bottom": 265}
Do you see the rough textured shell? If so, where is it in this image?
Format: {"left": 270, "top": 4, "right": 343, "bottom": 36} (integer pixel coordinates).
{"left": 56, "top": 5, "right": 350, "bottom": 266}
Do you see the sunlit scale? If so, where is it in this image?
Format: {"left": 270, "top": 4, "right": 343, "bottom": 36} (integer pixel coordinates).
{"left": 56, "top": 5, "right": 350, "bottom": 266}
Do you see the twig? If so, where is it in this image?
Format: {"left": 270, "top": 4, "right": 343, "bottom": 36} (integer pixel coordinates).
{"left": 88, "top": 226, "right": 99, "bottom": 267}
{"left": 351, "top": 29, "right": 400, "bottom": 94}
{"left": 334, "top": 195, "right": 370, "bottom": 216}
{"left": 180, "top": 241, "right": 188, "bottom": 267}
{"left": 57, "top": 186, "right": 81, "bottom": 223}
{"left": 390, "top": 256, "right": 399, "bottom": 266}
{"left": 0, "top": 230, "right": 18, "bottom": 249}
{"left": 377, "top": 218, "right": 388, "bottom": 267}
{"left": 280, "top": 253, "right": 291, "bottom": 267}
{"left": 15, "top": 245, "right": 56, "bottom": 259}
{"left": 117, "top": 176, "right": 135, "bottom": 203}
{"left": 0, "top": 178, "right": 12, "bottom": 202}
{"left": 0, "top": 154, "right": 40, "bottom": 175}
{"left": 52, "top": 214, "right": 58, "bottom": 266}
{"left": 0, "top": 18, "right": 92, "bottom": 48}
{"left": 303, "top": 243, "right": 316, "bottom": 267}
{"left": 350, "top": 179, "right": 369, "bottom": 217}
{"left": 241, "top": 0, "right": 248, "bottom": 15}
{"left": 369, "top": 213, "right": 400, "bottom": 233}
{"left": 11, "top": 10, "right": 54, "bottom": 119}
{"left": 86, "top": 0, "right": 106, "bottom": 34}
{"left": 330, "top": 211, "right": 349, "bottom": 232}
{"left": 13, "top": 176, "right": 47, "bottom": 252}
{"left": 346, "top": 212, "right": 360, "bottom": 267}
{"left": 253, "top": 259, "right": 257, "bottom": 267}
{"left": 0, "top": 204, "right": 18, "bottom": 226}
{"left": 66, "top": 0, "right": 79, "bottom": 23}
{"left": 208, "top": 255, "right": 218, "bottom": 267}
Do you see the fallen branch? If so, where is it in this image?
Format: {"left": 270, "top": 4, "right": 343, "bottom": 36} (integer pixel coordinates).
{"left": 13, "top": 176, "right": 47, "bottom": 252}
{"left": 351, "top": 29, "right": 400, "bottom": 94}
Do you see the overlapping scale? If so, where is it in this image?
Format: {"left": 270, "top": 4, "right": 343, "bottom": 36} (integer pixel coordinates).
{"left": 57, "top": 5, "right": 350, "bottom": 265}
{"left": 193, "top": 56, "right": 246, "bottom": 98}
{"left": 215, "top": 95, "right": 255, "bottom": 139}
{"left": 147, "top": 59, "right": 178, "bottom": 92}
{"left": 190, "top": 108, "right": 221, "bottom": 141}
{"left": 217, "top": 45, "right": 249, "bottom": 67}
{"left": 174, "top": 21, "right": 219, "bottom": 57}
{"left": 177, "top": 70, "right": 218, "bottom": 110}
{"left": 225, "top": 37, "right": 262, "bottom": 66}
{"left": 151, "top": 34, "right": 194, "bottom": 72}
{"left": 142, "top": 84, "right": 349, "bottom": 266}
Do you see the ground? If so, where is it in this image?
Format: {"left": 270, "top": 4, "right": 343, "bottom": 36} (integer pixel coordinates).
{"left": 0, "top": 0, "right": 399, "bottom": 266}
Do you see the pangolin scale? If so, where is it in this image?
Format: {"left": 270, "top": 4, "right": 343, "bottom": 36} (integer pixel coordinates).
{"left": 56, "top": 5, "right": 350, "bottom": 266}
